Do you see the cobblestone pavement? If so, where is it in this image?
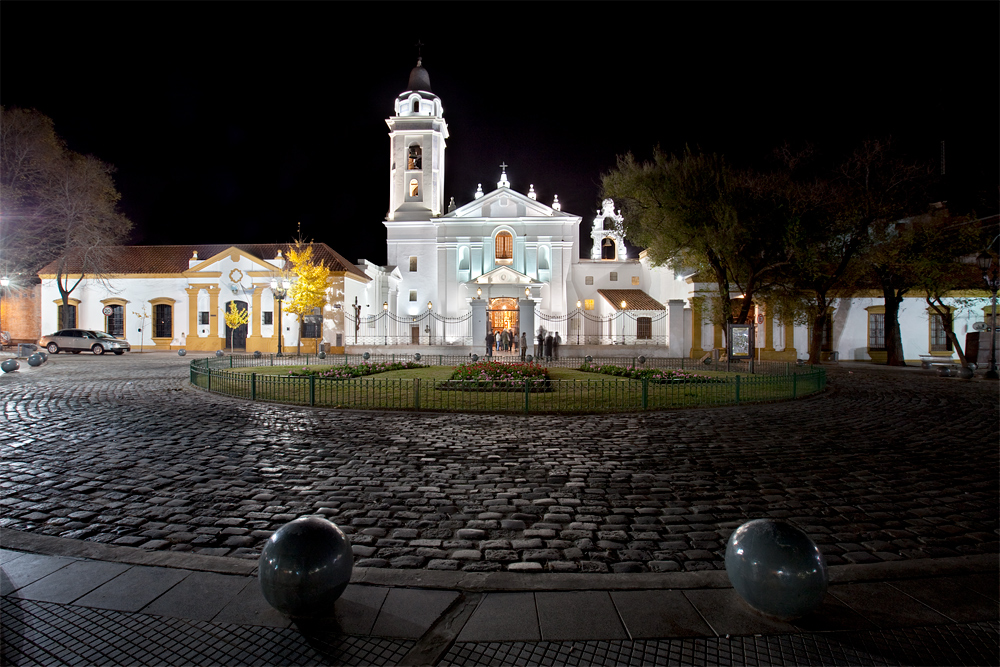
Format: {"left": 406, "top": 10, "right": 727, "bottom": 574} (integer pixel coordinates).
{"left": 1, "top": 353, "right": 997, "bottom": 574}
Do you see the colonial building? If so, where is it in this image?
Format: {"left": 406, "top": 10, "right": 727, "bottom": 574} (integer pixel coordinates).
{"left": 37, "top": 244, "right": 369, "bottom": 354}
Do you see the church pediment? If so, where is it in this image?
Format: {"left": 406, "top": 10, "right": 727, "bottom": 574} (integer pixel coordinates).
{"left": 472, "top": 265, "right": 537, "bottom": 285}
{"left": 184, "top": 246, "right": 279, "bottom": 277}
{"left": 446, "top": 187, "right": 567, "bottom": 220}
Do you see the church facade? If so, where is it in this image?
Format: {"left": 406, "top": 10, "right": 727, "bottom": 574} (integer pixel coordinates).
{"left": 353, "top": 59, "right": 993, "bottom": 363}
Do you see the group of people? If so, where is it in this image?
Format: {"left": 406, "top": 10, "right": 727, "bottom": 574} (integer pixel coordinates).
{"left": 485, "top": 328, "right": 526, "bottom": 358}
{"left": 483, "top": 326, "right": 562, "bottom": 362}
{"left": 536, "top": 327, "right": 561, "bottom": 361}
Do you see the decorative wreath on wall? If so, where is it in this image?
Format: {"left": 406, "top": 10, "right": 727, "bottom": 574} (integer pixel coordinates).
{"left": 229, "top": 268, "right": 244, "bottom": 284}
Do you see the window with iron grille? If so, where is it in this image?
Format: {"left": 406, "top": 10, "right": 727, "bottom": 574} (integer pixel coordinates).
{"left": 868, "top": 312, "right": 885, "bottom": 350}
{"left": 610, "top": 272, "right": 618, "bottom": 282}
{"left": 495, "top": 232, "right": 513, "bottom": 260}
{"left": 930, "top": 312, "right": 952, "bottom": 351}
{"left": 263, "top": 311, "right": 273, "bottom": 325}
{"left": 106, "top": 305, "right": 124, "bottom": 336}
{"left": 302, "top": 307, "right": 322, "bottom": 339}
{"left": 154, "top": 304, "right": 172, "bottom": 338}
{"left": 637, "top": 317, "right": 652, "bottom": 340}
{"left": 58, "top": 305, "right": 77, "bottom": 329}
{"left": 199, "top": 311, "right": 210, "bottom": 325}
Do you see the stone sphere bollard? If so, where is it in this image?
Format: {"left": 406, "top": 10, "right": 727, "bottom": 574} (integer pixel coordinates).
{"left": 215, "top": 350, "right": 224, "bottom": 358}
{"left": 27, "top": 353, "right": 44, "bottom": 367}
{"left": 526, "top": 355, "right": 533, "bottom": 362}
{"left": 471, "top": 354, "right": 479, "bottom": 362}
{"left": 177, "top": 349, "right": 187, "bottom": 356}
{"left": 1, "top": 359, "right": 20, "bottom": 373}
{"left": 638, "top": 355, "right": 646, "bottom": 365}
{"left": 414, "top": 353, "right": 421, "bottom": 361}
{"left": 725, "top": 519, "right": 828, "bottom": 620}
{"left": 318, "top": 351, "right": 326, "bottom": 359}
{"left": 938, "top": 365, "right": 952, "bottom": 377}
{"left": 363, "top": 352, "right": 370, "bottom": 360}
{"left": 254, "top": 350, "right": 262, "bottom": 358}
{"left": 957, "top": 365, "right": 974, "bottom": 379}
{"left": 259, "top": 516, "right": 353, "bottom": 618}
{"left": 585, "top": 355, "right": 593, "bottom": 363}
{"left": 37, "top": 351, "right": 48, "bottom": 362}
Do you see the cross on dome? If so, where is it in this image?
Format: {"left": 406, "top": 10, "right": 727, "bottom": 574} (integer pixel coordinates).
{"left": 497, "top": 163, "right": 510, "bottom": 189}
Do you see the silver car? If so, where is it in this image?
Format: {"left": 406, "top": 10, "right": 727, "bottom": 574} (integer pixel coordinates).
{"left": 38, "top": 329, "right": 131, "bottom": 355}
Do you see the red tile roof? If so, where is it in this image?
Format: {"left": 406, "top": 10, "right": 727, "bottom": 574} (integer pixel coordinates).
{"left": 597, "top": 289, "right": 665, "bottom": 311}
{"left": 37, "top": 243, "right": 369, "bottom": 281}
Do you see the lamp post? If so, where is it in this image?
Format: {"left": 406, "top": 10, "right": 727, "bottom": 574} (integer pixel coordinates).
{"left": 426, "top": 301, "right": 433, "bottom": 346}
{"left": 977, "top": 251, "right": 999, "bottom": 380}
{"left": 270, "top": 278, "right": 290, "bottom": 356}
{"left": 576, "top": 300, "right": 582, "bottom": 345}
{"left": 352, "top": 296, "right": 361, "bottom": 344}
{"left": 383, "top": 301, "right": 389, "bottom": 346}
{"left": 621, "top": 300, "right": 627, "bottom": 345}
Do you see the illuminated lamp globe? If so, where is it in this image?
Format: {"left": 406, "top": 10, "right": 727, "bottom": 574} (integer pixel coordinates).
{"left": 27, "top": 353, "right": 44, "bottom": 367}
{"left": 177, "top": 349, "right": 187, "bottom": 356}
{"left": 725, "top": 519, "right": 827, "bottom": 620}
{"left": 1, "top": 359, "right": 20, "bottom": 373}
{"left": 258, "top": 516, "right": 353, "bottom": 618}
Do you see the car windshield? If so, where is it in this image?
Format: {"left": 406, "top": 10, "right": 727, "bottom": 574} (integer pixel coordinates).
{"left": 93, "top": 331, "right": 116, "bottom": 339}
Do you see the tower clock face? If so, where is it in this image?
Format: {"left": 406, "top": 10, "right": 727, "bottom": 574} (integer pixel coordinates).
{"left": 229, "top": 268, "right": 244, "bottom": 284}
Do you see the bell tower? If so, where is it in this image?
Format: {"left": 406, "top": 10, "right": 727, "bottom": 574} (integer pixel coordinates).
{"left": 386, "top": 58, "right": 448, "bottom": 222}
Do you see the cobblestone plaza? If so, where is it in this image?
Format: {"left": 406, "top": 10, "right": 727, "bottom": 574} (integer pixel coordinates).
{"left": 2, "top": 354, "right": 997, "bottom": 574}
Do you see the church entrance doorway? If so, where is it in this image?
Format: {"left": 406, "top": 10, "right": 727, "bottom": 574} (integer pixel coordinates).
{"left": 225, "top": 300, "right": 248, "bottom": 350}
{"left": 488, "top": 298, "right": 519, "bottom": 348}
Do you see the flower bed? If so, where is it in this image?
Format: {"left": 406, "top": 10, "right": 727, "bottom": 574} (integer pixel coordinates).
{"left": 578, "top": 362, "right": 718, "bottom": 383}
{"left": 438, "top": 360, "right": 552, "bottom": 391}
{"left": 288, "top": 361, "right": 423, "bottom": 379}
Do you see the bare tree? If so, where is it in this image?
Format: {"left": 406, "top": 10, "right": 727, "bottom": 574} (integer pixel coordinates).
{"left": 1, "top": 107, "right": 132, "bottom": 326}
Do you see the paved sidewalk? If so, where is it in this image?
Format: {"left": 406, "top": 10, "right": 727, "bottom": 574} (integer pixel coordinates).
{"left": 2, "top": 533, "right": 997, "bottom": 666}
{"left": 1, "top": 353, "right": 998, "bottom": 664}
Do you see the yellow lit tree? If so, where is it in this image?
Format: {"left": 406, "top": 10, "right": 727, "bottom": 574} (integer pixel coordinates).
{"left": 285, "top": 240, "right": 332, "bottom": 355}
{"left": 223, "top": 301, "right": 249, "bottom": 354}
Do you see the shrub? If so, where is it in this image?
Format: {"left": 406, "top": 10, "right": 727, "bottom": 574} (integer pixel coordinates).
{"left": 577, "top": 361, "right": 717, "bottom": 382}
{"left": 288, "top": 361, "right": 423, "bottom": 379}
{"left": 439, "top": 360, "right": 551, "bottom": 391}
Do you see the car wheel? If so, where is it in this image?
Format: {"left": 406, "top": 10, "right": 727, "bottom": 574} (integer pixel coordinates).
{"left": 92, "top": 345, "right": 105, "bottom": 355}
{"left": 47, "top": 343, "right": 59, "bottom": 354}
{"left": 113, "top": 350, "right": 124, "bottom": 355}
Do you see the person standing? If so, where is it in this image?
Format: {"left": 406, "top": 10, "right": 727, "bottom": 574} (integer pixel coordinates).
{"left": 544, "top": 333, "right": 553, "bottom": 362}
{"left": 520, "top": 332, "right": 527, "bottom": 361}
{"left": 537, "top": 327, "right": 545, "bottom": 358}
{"left": 554, "top": 332, "right": 561, "bottom": 360}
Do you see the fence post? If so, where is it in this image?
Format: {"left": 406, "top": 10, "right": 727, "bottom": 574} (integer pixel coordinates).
{"left": 524, "top": 380, "right": 530, "bottom": 414}
{"left": 641, "top": 376, "right": 649, "bottom": 410}
{"left": 735, "top": 374, "right": 740, "bottom": 405}
{"left": 792, "top": 373, "right": 797, "bottom": 399}
{"left": 207, "top": 368, "right": 212, "bottom": 392}
{"left": 414, "top": 378, "right": 420, "bottom": 410}
{"left": 251, "top": 373, "right": 256, "bottom": 401}
{"left": 309, "top": 374, "right": 316, "bottom": 406}
{"left": 230, "top": 355, "right": 233, "bottom": 368}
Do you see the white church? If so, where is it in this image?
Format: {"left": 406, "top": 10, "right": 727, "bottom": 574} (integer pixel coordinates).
{"left": 33, "top": 58, "right": 992, "bottom": 364}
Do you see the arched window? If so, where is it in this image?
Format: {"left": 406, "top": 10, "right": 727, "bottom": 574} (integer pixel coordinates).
{"left": 538, "top": 245, "right": 550, "bottom": 270}
{"left": 602, "top": 238, "right": 616, "bottom": 259}
{"left": 495, "top": 231, "right": 513, "bottom": 262}
{"left": 409, "top": 179, "right": 419, "bottom": 197}
{"left": 412, "top": 99, "right": 420, "bottom": 114}
{"left": 458, "top": 246, "right": 470, "bottom": 271}
{"left": 154, "top": 304, "right": 172, "bottom": 338}
{"left": 407, "top": 145, "right": 422, "bottom": 170}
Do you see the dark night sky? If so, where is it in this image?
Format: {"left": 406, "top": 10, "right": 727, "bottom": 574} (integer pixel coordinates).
{"left": 3, "top": 2, "right": 997, "bottom": 266}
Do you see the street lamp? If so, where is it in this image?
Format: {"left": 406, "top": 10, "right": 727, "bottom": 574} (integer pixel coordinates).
{"left": 270, "top": 277, "right": 290, "bottom": 356}
{"left": 352, "top": 296, "right": 361, "bottom": 344}
{"left": 976, "top": 251, "right": 999, "bottom": 379}
{"left": 383, "top": 301, "right": 389, "bottom": 346}
{"left": 576, "top": 300, "right": 582, "bottom": 345}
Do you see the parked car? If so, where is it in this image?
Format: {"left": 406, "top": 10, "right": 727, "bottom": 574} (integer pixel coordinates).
{"left": 38, "top": 329, "right": 131, "bottom": 355}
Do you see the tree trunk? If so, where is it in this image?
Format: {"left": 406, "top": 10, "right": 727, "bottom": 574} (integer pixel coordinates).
{"left": 808, "top": 298, "right": 829, "bottom": 365}
{"left": 883, "top": 288, "right": 906, "bottom": 366}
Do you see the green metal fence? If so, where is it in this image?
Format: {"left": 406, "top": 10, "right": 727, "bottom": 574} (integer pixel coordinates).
{"left": 190, "top": 356, "right": 826, "bottom": 414}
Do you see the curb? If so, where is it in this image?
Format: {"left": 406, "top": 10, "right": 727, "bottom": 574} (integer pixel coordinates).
{"left": 4, "top": 528, "right": 996, "bottom": 592}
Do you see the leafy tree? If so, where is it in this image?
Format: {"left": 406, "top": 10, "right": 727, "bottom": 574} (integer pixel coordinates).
{"left": 284, "top": 239, "right": 332, "bottom": 355}
{"left": 602, "top": 147, "right": 802, "bottom": 335}
{"left": 0, "top": 107, "right": 132, "bottom": 327}
{"left": 223, "top": 301, "right": 249, "bottom": 354}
